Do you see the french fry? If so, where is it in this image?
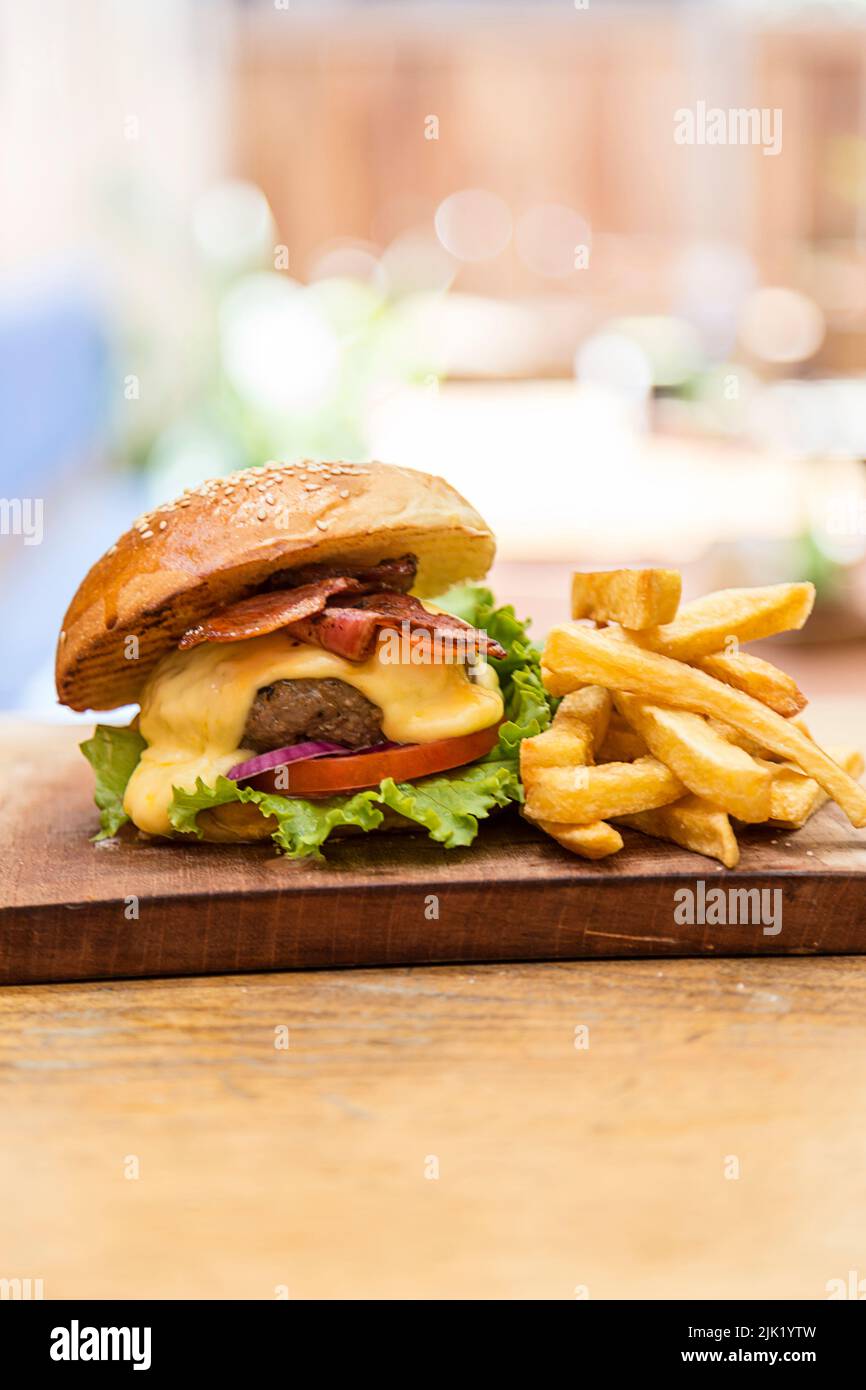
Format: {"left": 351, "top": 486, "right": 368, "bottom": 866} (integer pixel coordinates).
{"left": 710, "top": 714, "right": 814, "bottom": 762}
{"left": 571, "top": 568, "right": 681, "bottom": 629}
{"left": 542, "top": 663, "right": 581, "bottom": 697}
{"left": 528, "top": 815, "right": 624, "bottom": 860}
{"left": 597, "top": 715, "right": 649, "bottom": 763}
{"left": 614, "top": 693, "right": 772, "bottom": 823}
{"left": 695, "top": 650, "right": 807, "bottom": 718}
{"left": 554, "top": 685, "right": 612, "bottom": 749}
{"left": 543, "top": 623, "right": 866, "bottom": 827}
{"left": 520, "top": 685, "right": 611, "bottom": 774}
{"left": 711, "top": 717, "right": 811, "bottom": 761}
{"left": 521, "top": 726, "right": 593, "bottom": 773}
{"left": 523, "top": 756, "right": 683, "bottom": 824}
{"left": 763, "top": 748, "right": 865, "bottom": 829}
{"left": 617, "top": 795, "right": 740, "bottom": 869}
{"left": 628, "top": 583, "right": 815, "bottom": 661}
{"left": 707, "top": 719, "right": 774, "bottom": 759}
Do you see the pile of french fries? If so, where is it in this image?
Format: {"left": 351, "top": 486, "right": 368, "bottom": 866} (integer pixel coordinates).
{"left": 521, "top": 569, "right": 866, "bottom": 866}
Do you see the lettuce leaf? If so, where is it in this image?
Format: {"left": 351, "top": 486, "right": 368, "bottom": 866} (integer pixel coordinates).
{"left": 378, "top": 760, "right": 520, "bottom": 848}
{"left": 168, "top": 775, "right": 385, "bottom": 858}
{"left": 164, "top": 760, "right": 520, "bottom": 859}
{"left": 437, "top": 584, "right": 556, "bottom": 759}
{"left": 80, "top": 587, "right": 555, "bottom": 858}
{"left": 79, "top": 724, "right": 147, "bottom": 839}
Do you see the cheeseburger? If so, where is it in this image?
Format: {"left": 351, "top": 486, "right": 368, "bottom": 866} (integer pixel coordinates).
{"left": 57, "top": 460, "right": 551, "bottom": 857}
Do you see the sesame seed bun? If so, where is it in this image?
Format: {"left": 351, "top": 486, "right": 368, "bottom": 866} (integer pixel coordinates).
{"left": 55, "top": 460, "right": 496, "bottom": 711}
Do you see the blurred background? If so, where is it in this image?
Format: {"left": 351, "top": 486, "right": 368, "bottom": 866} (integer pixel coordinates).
{"left": 2, "top": 0, "right": 866, "bottom": 715}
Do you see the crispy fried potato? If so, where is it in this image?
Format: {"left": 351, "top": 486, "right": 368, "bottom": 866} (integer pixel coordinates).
{"left": 628, "top": 583, "right": 815, "bottom": 661}
{"left": 521, "top": 726, "right": 593, "bottom": 773}
{"left": 554, "top": 685, "right": 612, "bottom": 748}
{"left": 542, "top": 663, "right": 581, "bottom": 697}
{"left": 762, "top": 748, "right": 865, "bottom": 829}
{"left": 523, "top": 756, "right": 683, "bottom": 824}
{"left": 597, "top": 716, "right": 649, "bottom": 763}
{"left": 710, "top": 713, "right": 815, "bottom": 763}
{"left": 695, "top": 650, "right": 807, "bottom": 718}
{"left": 617, "top": 795, "right": 740, "bottom": 869}
{"left": 615, "top": 693, "right": 772, "bottom": 823}
{"left": 707, "top": 719, "right": 774, "bottom": 759}
{"left": 528, "top": 815, "right": 624, "bottom": 860}
{"left": 571, "top": 568, "right": 681, "bottom": 629}
{"left": 711, "top": 714, "right": 815, "bottom": 762}
{"left": 520, "top": 685, "right": 611, "bottom": 775}
{"left": 543, "top": 623, "right": 866, "bottom": 827}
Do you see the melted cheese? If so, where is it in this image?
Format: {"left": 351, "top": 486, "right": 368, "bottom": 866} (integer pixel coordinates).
{"left": 124, "top": 632, "right": 503, "bottom": 835}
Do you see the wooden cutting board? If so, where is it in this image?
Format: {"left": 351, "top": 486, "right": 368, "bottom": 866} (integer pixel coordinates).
{"left": 2, "top": 721, "right": 865, "bottom": 984}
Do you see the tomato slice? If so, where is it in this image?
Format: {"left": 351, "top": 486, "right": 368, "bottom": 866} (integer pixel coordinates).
{"left": 241, "top": 721, "right": 501, "bottom": 797}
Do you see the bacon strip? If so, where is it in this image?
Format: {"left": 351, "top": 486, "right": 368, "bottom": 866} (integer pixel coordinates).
{"left": 178, "top": 576, "right": 365, "bottom": 650}
{"left": 178, "top": 554, "right": 506, "bottom": 666}
{"left": 288, "top": 608, "right": 380, "bottom": 662}
{"left": 288, "top": 592, "right": 507, "bottom": 663}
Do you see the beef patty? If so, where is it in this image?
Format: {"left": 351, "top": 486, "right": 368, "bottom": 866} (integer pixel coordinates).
{"left": 242, "top": 678, "right": 383, "bottom": 752}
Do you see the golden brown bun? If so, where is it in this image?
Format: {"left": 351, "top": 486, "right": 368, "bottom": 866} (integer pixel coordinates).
{"left": 195, "top": 802, "right": 279, "bottom": 842}
{"left": 195, "top": 800, "right": 420, "bottom": 843}
{"left": 56, "top": 460, "right": 495, "bottom": 711}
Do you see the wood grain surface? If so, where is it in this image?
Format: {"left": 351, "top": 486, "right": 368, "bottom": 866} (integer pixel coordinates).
{"left": 2, "top": 721, "right": 865, "bottom": 984}
{"left": 1, "top": 956, "right": 865, "bottom": 1299}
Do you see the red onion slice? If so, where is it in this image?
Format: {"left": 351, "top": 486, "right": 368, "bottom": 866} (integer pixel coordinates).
{"left": 228, "top": 738, "right": 403, "bottom": 783}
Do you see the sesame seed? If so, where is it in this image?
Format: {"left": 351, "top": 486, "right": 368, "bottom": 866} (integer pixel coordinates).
{"left": 315, "top": 518, "right": 329, "bottom": 530}
{"left": 305, "top": 484, "right": 320, "bottom": 492}
{"left": 339, "top": 489, "right": 350, "bottom": 499}
{"left": 265, "top": 493, "right": 275, "bottom": 504}
{"left": 158, "top": 520, "right": 167, "bottom": 530}
{"left": 141, "top": 529, "right": 153, "bottom": 539}
{"left": 257, "top": 507, "right": 267, "bottom": 521}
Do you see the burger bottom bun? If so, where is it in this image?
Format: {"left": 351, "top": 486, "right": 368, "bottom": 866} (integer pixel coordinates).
{"left": 194, "top": 800, "right": 420, "bottom": 843}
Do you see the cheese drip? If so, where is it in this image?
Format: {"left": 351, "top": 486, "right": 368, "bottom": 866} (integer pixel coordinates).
{"left": 124, "top": 631, "right": 503, "bottom": 835}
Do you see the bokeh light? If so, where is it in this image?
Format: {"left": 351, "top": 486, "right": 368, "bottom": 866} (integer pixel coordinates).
{"left": 674, "top": 241, "right": 757, "bottom": 358}
{"left": 307, "top": 239, "right": 384, "bottom": 289}
{"left": 739, "top": 287, "right": 826, "bottom": 364}
{"left": 219, "top": 273, "right": 339, "bottom": 414}
{"left": 192, "top": 181, "right": 273, "bottom": 272}
{"left": 575, "top": 331, "right": 654, "bottom": 405}
{"left": 380, "top": 228, "right": 457, "bottom": 296}
{"left": 602, "top": 316, "right": 702, "bottom": 389}
{"left": 515, "top": 203, "right": 591, "bottom": 278}
{"left": 434, "top": 190, "right": 512, "bottom": 263}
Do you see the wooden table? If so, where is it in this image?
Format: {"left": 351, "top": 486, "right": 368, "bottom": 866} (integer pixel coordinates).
{"left": 2, "top": 955, "right": 865, "bottom": 1300}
